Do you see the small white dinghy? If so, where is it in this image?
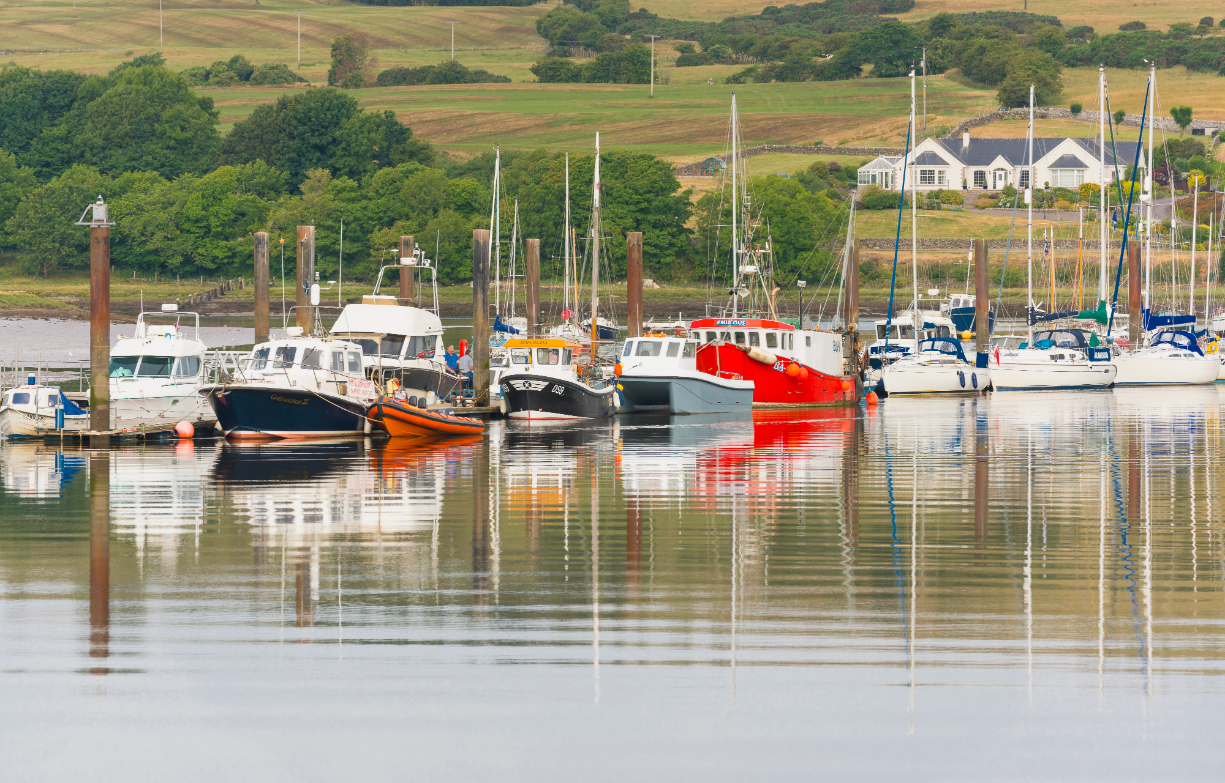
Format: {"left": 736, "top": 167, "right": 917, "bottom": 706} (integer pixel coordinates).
{"left": 0, "top": 379, "right": 89, "bottom": 439}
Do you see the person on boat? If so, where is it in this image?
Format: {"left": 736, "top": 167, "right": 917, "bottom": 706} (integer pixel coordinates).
{"left": 445, "top": 345, "right": 459, "bottom": 373}
{"left": 457, "top": 350, "right": 473, "bottom": 391}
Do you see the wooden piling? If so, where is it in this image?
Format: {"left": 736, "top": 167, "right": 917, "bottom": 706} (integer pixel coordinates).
{"left": 525, "top": 238, "right": 541, "bottom": 335}
{"left": 253, "top": 232, "right": 270, "bottom": 344}
{"left": 626, "top": 232, "right": 643, "bottom": 338}
{"left": 89, "top": 451, "right": 109, "bottom": 671}
{"left": 296, "top": 225, "right": 315, "bottom": 332}
{"left": 399, "top": 235, "right": 415, "bottom": 306}
{"left": 472, "top": 229, "right": 491, "bottom": 405}
{"left": 89, "top": 224, "right": 111, "bottom": 441}
{"left": 1128, "top": 241, "right": 1142, "bottom": 347}
{"left": 974, "top": 238, "right": 989, "bottom": 367}
{"left": 846, "top": 238, "right": 859, "bottom": 333}
{"left": 974, "top": 399, "right": 989, "bottom": 546}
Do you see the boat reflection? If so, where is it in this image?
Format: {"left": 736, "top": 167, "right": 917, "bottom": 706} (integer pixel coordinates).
{"left": 0, "top": 442, "right": 86, "bottom": 498}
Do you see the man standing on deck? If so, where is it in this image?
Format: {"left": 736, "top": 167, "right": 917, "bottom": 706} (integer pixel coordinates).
{"left": 457, "top": 349, "right": 473, "bottom": 392}
{"left": 445, "top": 345, "right": 459, "bottom": 373}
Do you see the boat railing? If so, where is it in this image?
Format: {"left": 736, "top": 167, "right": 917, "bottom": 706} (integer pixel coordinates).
{"left": 372, "top": 261, "right": 441, "bottom": 316}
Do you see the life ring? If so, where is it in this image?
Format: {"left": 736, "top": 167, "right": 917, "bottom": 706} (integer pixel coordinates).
{"left": 1208, "top": 342, "right": 1219, "bottom": 355}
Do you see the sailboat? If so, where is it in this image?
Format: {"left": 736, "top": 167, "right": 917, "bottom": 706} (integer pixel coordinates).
{"left": 499, "top": 134, "right": 619, "bottom": 420}
{"left": 688, "top": 95, "right": 857, "bottom": 407}
{"left": 879, "top": 66, "right": 989, "bottom": 395}
{"left": 991, "top": 83, "right": 1117, "bottom": 390}
{"left": 1112, "top": 64, "right": 1219, "bottom": 385}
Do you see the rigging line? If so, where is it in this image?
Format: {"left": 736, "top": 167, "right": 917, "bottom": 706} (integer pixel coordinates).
{"left": 884, "top": 117, "right": 914, "bottom": 357}
{"left": 1106, "top": 78, "right": 1150, "bottom": 338}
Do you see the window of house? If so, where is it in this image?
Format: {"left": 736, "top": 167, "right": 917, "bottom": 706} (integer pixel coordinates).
{"left": 1053, "top": 170, "right": 1084, "bottom": 188}
{"left": 974, "top": 170, "right": 986, "bottom": 188}
{"left": 919, "top": 169, "right": 936, "bottom": 185}
{"left": 859, "top": 171, "right": 872, "bottom": 185}
{"left": 765, "top": 332, "right": 778, "bottom": 348}
{"left": 1020, "top": 170, "right": 1030, "bottom": 188}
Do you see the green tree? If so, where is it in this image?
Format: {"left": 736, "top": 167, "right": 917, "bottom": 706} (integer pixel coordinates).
{"left": 582, "top": 43, "right": 652, "bottom": 83}
{"left": 328, "top": 33, "right": 373, "bottom": 88}
{"left": 535, "top": 5, "right": 606, "bottom": 50}
{"left": 995, "top": 51, "right": 1063, "bottom": 108}
{"left": 332, "top": 109, "right": 433, "bottom": 181}
{"left": 0, "top": 149, "right": 38, "bottom": 228}
{"left": 1030, "top": 25, "right": 1065, "bottom": 56}
{"left": 111, "top": 172, "right": 195, "bottom": 273}
{"left": 0, "top": 65, "right": 88, "bottom": 169}
{"left": 531, "top": 57, "right": 584, "bottom": 83}
{"left": 221, "top": 89, "right": 362, "bottom": 185}
{"left": 1171, "top": 105, "right": 1193, "bottom": 135}
{"left": 856, "top": 21, "right": 923, "bottom": 78}
{"left": 6, "top": 165, "right": 109, "bottom": 277}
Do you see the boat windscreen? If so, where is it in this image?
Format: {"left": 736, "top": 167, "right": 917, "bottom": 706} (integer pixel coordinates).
{"left": 109, "top": 356, "right": 139, "bottom": 377}
{"left": 137, "top": 357, "right": 174, "bottom": 377}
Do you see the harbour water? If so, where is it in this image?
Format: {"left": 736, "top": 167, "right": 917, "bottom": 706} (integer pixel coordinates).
{"left": 2, "top": 388, "right": 1224, "bottom": 779}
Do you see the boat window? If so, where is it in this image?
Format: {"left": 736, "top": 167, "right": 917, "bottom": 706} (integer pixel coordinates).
{"left": 347, "top": 352, "right": 362, "bottom": 373}
{"left": 1, "top": 392, "right": 8, "bottom": 406}
{"left": 382, "top": 335, "right": 406, "bottom": 357}
{"left": 766, "top": 332, "right": 778, "bottom": 348}
{"left": 331, "top": 351, "right": 345, "bottom": 372}
{"left": 706, "top": 331, "right": 717, "bottom": 343}
{"left": 352, "top": 339, "right": 379, "bottom": 356}
{"left": 250, "top": 347, "right": 270, "bottom": 371}
{"left": 109, "top": 356, "right": 139, "bottom": 377}
{"left": 636, "top": 341, "right": 662, "bottom": 356}
{"left": 39, "top": 390, "right": 60, "bottom": 407}
{"left": 423, "top": 336, "right": 437, "bottom": 357}
{"left": 734, "top": 332, "right": 746, "bottom": 345}
{"left": 562, "top": 349, "right": 572, "bottom": 365}
{"left": 666, "top": 342, "right": 680, "bottom": 357}
{"left": 899, "top": 326, "right": 915, "bottom": 340}
{"left": 623, "top": 341, "right": 634, "bottom": 356}
{"left": 137, "top": 357, "right": 174, "bottom": 377}
{"left": 11, "top": 392, "right": 29, "bottom": 405}
{"left": 274, "top": 347, "right": 297, "bottom": 368}
{"left": 490, "top": 352, "right": 509, "bottom": 368}
{"left": 511, "top": 349, "right": 530, "bottom": 365}
{"left": 176, "top": 356, "right": 201, "bottom": 377}
{"left": 748, "top": 332, "right": 760, "bottom": 347}
{"left": 682, "top": 341, "right": 697, "bottom": 358}
{"left": 937, "top": 326, "right": 951, "bottom": 338}
{"left": 537, "top": 348, "right": 560, "bottom": 365}
{"left": 805, "top": 335, "right": 811, "bottom": 347}
{"left": 301, "top": 348, "right": 323, "bottom": 369}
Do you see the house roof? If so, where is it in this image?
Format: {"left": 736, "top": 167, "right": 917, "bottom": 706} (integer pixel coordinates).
{"left": 1049, "top": 154, "right": 1087, "bottom": 170}
{"left": 913, "top": 151, "right": 949, "bottom": 166}
{"left": 861, "top": 157, "right": 900, "bottom": 171}
{"left": 930, "top": 138, "right": 1139, "bottom": 168}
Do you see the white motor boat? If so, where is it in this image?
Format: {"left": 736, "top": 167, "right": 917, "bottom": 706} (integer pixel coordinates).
{"left": 879, "top": 337, "right": 989, "bottom": 395}
{"left": 109, "top": 306, "right": 215, "bottom": 428}
{"left": 868, "top": 305, "right": 956, "bottom": 369}
{"left": 498, "top": 338, "right": 616, "bottom": 420}
{"left": 0, "top": 380, "right": 89, "bottom": 438}
{"left": 1112, "top": 330, "right": 1220, "bottom": 385}
{"left": 616, "top": 335, "right": 753, "bottom": 413}
{"left": 991, "top": 327, "right": 1116, "bottom": 390}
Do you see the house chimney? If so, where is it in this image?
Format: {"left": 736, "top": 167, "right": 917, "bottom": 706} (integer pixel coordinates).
{"left": 962, "top": 132, "right": 971, "bottom": 149}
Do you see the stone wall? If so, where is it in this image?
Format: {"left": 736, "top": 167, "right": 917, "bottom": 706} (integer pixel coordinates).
{"left": 856, "top": 237, "right": 1107, "bottom": 251}
{"left": 946, "top": 108, "right": 1223, "bottom": 139}
{"left": 673, "top": 143, "right": 903, "bottom": 177}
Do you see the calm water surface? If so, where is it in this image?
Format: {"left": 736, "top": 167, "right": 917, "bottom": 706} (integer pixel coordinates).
{"left": 2, "top": 388, "right": 1225, "bottom": 780}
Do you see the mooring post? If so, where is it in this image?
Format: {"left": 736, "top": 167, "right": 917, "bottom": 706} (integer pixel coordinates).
{"left": 399, "top": 235, "right": 415, "bottom": 306}
{"left": 974, "top": 399, "right": 989, "bottom": 548}
{"left": 626, "top": 232, "right": 643, "bottom": 338}
{"left": 254, "top": 232, "right": 270, "bottom": 344}
{"left": 80, "top": 196, "right": 113, "bottom": 443}
{"left": 974, "top": 238, "right": 989, "bottom": 368}
{"left": 1128, "top": 240, "right": 1142, "bottom": 347}
{"left": 845, "top": 238, "right": 861, "bottom": 389}
{"left": 525, "top": 238, "right": 541, "bottom": 335}
{"left": 89, "top": 451, "right": 110, "bottom": 672}
{"left": 296, "top": 225, "right": 315, "bottom": 333}
{"left": 472, "top": 229, "right": 491, "bottom": 405}
{"left": 472, "top": 440, "right": 491, "bottom": 604}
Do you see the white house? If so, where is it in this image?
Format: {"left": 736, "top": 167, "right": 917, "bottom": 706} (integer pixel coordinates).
{"left": 859, "top": 133, "right": 1146, "bottom": 192}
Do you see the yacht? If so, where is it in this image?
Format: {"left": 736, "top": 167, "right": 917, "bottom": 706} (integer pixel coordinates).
{"left": 991, "top": 327, "right": 1116, "bottom": 390}
{"left": 943, "top": 292, "right": 995, "bottom": 336}
{"left": 498, "top": 338, "right": 617, "bottom": 420}
{"left": 204, "top": 331, "right": 376, "bottom": 439}
{"left": 109, "top": 305, "right": 216, "bottom": 428}
{"left": 616, "top": 335, "right": 753, "bottom": 414}
{"left": 0, "top": 380, "right": 89, "bottom": 438}
{"left": 868, "top": 306, "right": 956, "bottom": 369}
{"left": 880, "top": 337, "right": 988, "bottom": 395}
{"left": 329, "top": 260, "right": 460, "bottom": 402}
{"left": 1112, "top": 330, "right": 1219, "bottom": 385}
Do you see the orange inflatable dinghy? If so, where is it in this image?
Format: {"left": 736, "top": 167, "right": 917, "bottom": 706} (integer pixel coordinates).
{"left": 368, "top": 396, "right": 485, "bottom": 439}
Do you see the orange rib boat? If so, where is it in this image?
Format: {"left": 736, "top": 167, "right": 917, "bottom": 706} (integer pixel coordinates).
{"left": 367, "top": 396, "right": 485, "bottom": 439}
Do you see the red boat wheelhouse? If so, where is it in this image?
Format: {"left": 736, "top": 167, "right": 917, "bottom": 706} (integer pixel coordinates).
{"left": 688, "top": 318, "right": 856, "bottom": 407}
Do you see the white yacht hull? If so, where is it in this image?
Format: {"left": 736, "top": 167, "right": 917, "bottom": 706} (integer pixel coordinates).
{"left": 0, "top": 408, "right": 90, "bottom": 438}
{"left": 881, "top": 363, "right": 989, "bottom": 395}
{"left": 110, "top": 390, "right": 217, "bottom": 427}
{"left": 991, "top": 362, "right": 1116, "bottom": 390}
{"left": 1113, "top": 353, "right": 1220, "bottom": 385}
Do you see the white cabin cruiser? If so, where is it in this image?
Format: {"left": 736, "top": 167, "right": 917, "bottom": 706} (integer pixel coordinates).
{"left": 329, "top": 262, "right": 460, "bottom": 402}
{"left": 0, "top": 380, "right": 89, "bottom": 438}
{"left": 204, "top": 332, "right": 376, "bottom": 439}
{"left": 879, "top": 337, "right": 989, "bottom": 395}
{"left": 498, "top": 338, "right": 616, "bottom": 420}
{"left": 109, "top": 306, "right": 215, "bottom": 428}
{"left": 1112, "top": 330, "right": 1220, "bottom": 385}
{"left": 991, "top": 327, "right": 1116, "bottom": 390}
{"left": 616, "top": 335, "right": 753, "bottom": 414}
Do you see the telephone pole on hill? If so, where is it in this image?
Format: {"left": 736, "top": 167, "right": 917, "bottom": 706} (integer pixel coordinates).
{"left": 921, "top": 47, "right": 927, "bottom": 131}
{"left": 448, "top": 21, "right": 459, "bottom": 60}
{"left": 648, "top": 34, "right": 660, "bottom": 98}
{"left": 297, "top": 12, "right": 302, "bottom": 69}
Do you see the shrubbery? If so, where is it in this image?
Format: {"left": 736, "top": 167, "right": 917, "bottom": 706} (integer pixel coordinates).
{"left": 180, "top": 55, "right": 301, "bottom": 87}
{"left": 376, "top": 61, "right": 511, "bottom": 86}
{"left": 532, "top": 44, "right": 651, "bottom": 83}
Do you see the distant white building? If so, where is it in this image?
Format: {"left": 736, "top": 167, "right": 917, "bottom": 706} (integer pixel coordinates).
{"left": 859, "top": 133, "right": 1146, "bottom": 192}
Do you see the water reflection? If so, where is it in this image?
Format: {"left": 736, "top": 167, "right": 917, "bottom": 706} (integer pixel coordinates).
{"left": 2, "top": 388, "right": 1225, "bottom": 776}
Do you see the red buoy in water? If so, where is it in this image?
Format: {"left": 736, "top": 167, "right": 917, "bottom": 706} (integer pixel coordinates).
{"left": 174, "top": 421, "right": 195, "bottom": 439}
{"left": 865, "top": 391, "right": 879, "bottom": 405}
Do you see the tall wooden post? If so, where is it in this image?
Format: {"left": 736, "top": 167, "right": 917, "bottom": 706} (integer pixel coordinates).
{"left": 472, "top": 440, "right": 491, "bottom": 605}
{"left": 89, "top": 451, "right": 110, "bottom": 672}
{"left": 253, "top": 232, "right": 270, "bottom": 344}
{"left": 1128, "top": 240, "right": 1142, "bottom": 347}
{"left": 296, "top": 225, "right": 315, "bottom": 332}
{"left": 846, "top": 238, "right": 859, "bottom": 333}
{"left": 974, "top": 238, "right": 989, "bottom": 367}
{"left": 626, "top": 232, "right": 643, "bottom": 338}
{"left": 973, "top": 399, "right": 989, "bottom": 548}
{"left": 525, "top": 238, "right": 541, "bottom": 335}
{"left": 88, "top": 203, "right": 112, "bottom": 441}
{"left": 472, "top": 230, "right": 491, "bottom": 405}
{"left": 399, "top": 235, "right": 415, "bottom": 306}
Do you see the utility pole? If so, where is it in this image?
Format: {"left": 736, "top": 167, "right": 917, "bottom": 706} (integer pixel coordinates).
{"left": 160, "top": 0, "right": 163, "bottom": 47}
{"left": 648, "top": 34, "right": 660, "bottom": 98}
{"left": 921, "top": 47, "right": 927, "bottom": 131}
{"left": 297, "top": 12, "right": 302, "bottom": 70}
{"left": 448, "top": 21, "right": 459, "bottom": 61}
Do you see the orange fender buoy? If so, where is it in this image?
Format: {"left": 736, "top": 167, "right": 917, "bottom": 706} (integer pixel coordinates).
{"left": 786, "top": 363, "right": 800, "bottom": 378}
{"left": 174, "top": 421, "right": 195, "bottom": 438}
{"left": 798, "top": 367, "right": 809, "bottom": 381}
{"left": 865, "top": 391, "right": 879, "bottom": 405}
{"left": 614, "top": 363, "right": 623, "bottom": 376}
{"left": 839, "top": 378, "right": 851, "bottom": 391}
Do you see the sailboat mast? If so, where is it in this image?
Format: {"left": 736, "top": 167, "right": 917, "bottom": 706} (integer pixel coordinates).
{"left": 730, "top": 95, "right": 739, "bottom": 318}
{"left": 1192, "top": 170, "right": 1199, "bottom": 320}
{"left": 590, "top": 133, "right": 601, "bottom": 344}
{"left": 564, "top": 153, "right": 572, "bottom": 319}
{"left": 1028, "top": 83, "right": 1035, "bottom": 343}
{"left": 510, "top": 200, "right": 520, "bottom": 315}
{"left": 1098, "top": 66, "right": 1107, "bottom": 303}
{"left": 910, "top": 66, "right": 919, "bottom": 354}
{"left": 490, "top": 145, "right": 501, "bottom": 316}
{"left": 1145, "top": 64, "right": 1155, "bottom": 312}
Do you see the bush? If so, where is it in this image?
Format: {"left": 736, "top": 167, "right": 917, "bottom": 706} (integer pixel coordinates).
{"left": 934, "top": 188, "right": 964, "bottom": 205}
{"left": 379, "top": 61, "right": 511, "bottom": 86}
{"left": 974, "top": 197, "right": 997, "bottom": 209}
{"left": 1200, "top": 17, "right": 1214, "bottom": 27}
{"left": 1054, "top": 199, "right": 1074, "bottom": 210}
{"left": 249, "top": 63, "right": 300, "bottom": 85}
{"left": 1119, "top": 21, "right": 1146, "bottom": 31}
{"left": 675, "top": 52, "right": 708, "bottom": 67}
{"left": 858, "top": 184, "right": 901, "bottom": 210}
{"left": 179, "top": 66, "right": 208, "bottom": 86}
{"left": 725, "top": 66, "right": 758, "bottom": 84}
{"left": 1070, "top": 101, "right": 1082, "bottom": 116}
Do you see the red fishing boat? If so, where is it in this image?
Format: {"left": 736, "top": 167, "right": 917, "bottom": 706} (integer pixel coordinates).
{"left": 689, "top": 318, "right": 857, "bottom": 407}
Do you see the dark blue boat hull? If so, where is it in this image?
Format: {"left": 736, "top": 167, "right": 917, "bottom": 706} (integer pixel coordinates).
{"left": 950, "top": 306, "right": 995, "bottom": 335}
{"left": 206, "top": 386, "right": 367, "bottom": 439}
